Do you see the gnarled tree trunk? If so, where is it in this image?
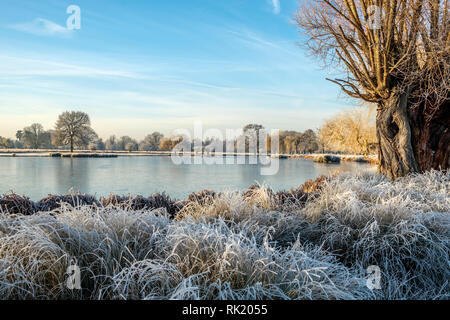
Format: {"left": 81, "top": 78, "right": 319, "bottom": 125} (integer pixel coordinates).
{"left": 410, "top": 101, "right": 450, "bottom": 173}
{"left": 377, "top": 92, "right": 449, "bottom": 179}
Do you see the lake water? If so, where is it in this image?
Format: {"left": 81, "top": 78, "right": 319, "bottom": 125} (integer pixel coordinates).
{"left": 0, "top": 156, "right": 374, "bottom": 200}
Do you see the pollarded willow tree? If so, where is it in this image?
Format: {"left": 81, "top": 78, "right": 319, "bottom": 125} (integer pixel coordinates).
{"left": 296, "top": 0, "right": 449, "bottom": 179}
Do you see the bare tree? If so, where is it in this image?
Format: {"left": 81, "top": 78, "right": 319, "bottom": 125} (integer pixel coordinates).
{"left": 116, "top": 136, "right": 138, "bottom": 151}
{"left": 297, "top": 0, "right": 449, "bottom": 178}
{"left": 0, "top": 136, "right": 14, "bottom": 149}
{"left": 125, "top": 142, "right": 138, "bottom": 152}
{"left": 300, "top": 129, "right": 320, "bottom": 153}
{"left": 22, "top": 123, "right": 52, "bottom": 149}
{"left": 139, "top": 132, "right": 164, "bottom": 151}
{"left": 89, "top": 139, "right": 105, "bottom": 151}
{"left": 53, "top": 111, "right": 97, "bottom": 152}
{"left": 270, "top": 130, "right": 319, "bottom": 154}
{"left": 105, "top": 135, "right": 118, "bottom": 151}
{"left": 159, "top": 136, "right": 184, "bottom": 151}
{"left": 243, "top": 124, "right": 265, "bottom": 153}
{"left": 159, "top": 137, "right": 173, "bottom": 151}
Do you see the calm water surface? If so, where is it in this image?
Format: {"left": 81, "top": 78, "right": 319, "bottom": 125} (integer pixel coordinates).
{"left": 0, "top": 156, "right": 374, "bottom": 200}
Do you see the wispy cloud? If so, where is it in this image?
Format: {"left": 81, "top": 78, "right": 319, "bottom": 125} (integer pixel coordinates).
{"left": 270, "top": 0, "right": 281, "bottom": 14}
{"left": 9, "top": 18, "right": 72, "bottom": 38}
{"left": 225, "top": 28, "right": 302, "bottom": 58}
{"left": 227, "top": 29, "right": 280, "bottom": 50}
{"left": 0, "top": 55, "right": 142, "bottom": 79}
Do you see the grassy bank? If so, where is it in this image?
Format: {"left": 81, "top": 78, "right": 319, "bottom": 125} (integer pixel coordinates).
{"left": 0, "top": 170, "right": 448, "bottom": 300}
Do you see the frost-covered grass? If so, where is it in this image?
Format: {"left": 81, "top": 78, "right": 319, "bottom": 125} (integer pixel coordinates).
{"left": 0, "top": 170, "right": 448, "bottom": 300}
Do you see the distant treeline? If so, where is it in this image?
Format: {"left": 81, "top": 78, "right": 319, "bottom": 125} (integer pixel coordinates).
{"left": 0, "top": 124, "right": 320, "bottom": 154}
{"left": 0, "top": 107, "right": 378, "bottom": 155}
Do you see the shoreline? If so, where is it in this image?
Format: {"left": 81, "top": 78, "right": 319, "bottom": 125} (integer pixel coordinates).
{"left": 0, "top": 175, "right": 326, "bottom": 216}
{"left": 0, "top": 149, "right": 379, "bottom": 164}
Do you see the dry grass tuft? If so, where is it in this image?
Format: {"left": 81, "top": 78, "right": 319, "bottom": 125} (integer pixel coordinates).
{"left": 100, "top": 193, "right": 183, "bottom": 218}
{"left": 187, "top": 190, "right": 217, "bottom": 205}
{"left": 301, "top": 175, "right": 329, "bottom": 194}
{"left": 0, "top": 193, "right": 38, "bottom": 215}
{"left": 275, "top": 188, "right": 308, "bottom": 208}
{"left": 38, "top": 193, "right": 100, "bottom": 212}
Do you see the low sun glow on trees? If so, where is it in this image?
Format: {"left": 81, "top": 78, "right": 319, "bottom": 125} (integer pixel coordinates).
{"left": 319, "top": 107, "right": 378, "bottom": 155}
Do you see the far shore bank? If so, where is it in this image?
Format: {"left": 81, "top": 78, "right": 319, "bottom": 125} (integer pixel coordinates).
{"left": 0, "top": 149, "right": 379, "bottom": 164}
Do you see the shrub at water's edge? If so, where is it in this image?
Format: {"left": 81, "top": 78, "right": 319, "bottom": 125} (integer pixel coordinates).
{"left": 313, "top": 154, "right": 341, "bottom": 164}
{"left": 0, "top": 170, "right": 448, "bottom": 300}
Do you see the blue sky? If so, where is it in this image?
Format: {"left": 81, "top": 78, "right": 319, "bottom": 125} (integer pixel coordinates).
{"left": 0, "top": 0, "right": 354, "bottom": 140}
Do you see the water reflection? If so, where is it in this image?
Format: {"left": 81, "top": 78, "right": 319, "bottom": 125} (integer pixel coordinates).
{"left": 52, "top": 159, "right": 90, "bottom": 195}
{"left": 0, "top": 157, "right": 375, "bottom": 200}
